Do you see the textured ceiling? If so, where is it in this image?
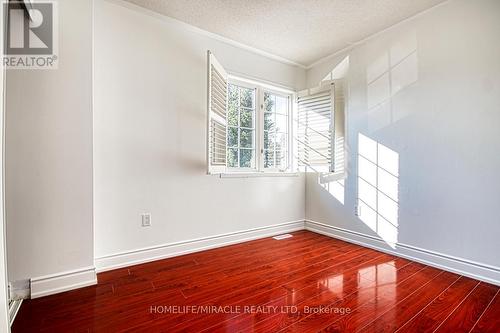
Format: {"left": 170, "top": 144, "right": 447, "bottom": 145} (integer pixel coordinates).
{"left": 124, "top": 0, "right": 446, "bottom": 67}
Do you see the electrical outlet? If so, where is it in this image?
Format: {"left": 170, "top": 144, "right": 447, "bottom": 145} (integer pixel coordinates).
{"left": 141, "top": 213, "right": 151, "bottom": 227}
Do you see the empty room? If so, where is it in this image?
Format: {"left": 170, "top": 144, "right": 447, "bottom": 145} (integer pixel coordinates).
{"left": 0, "top": 0, "right": 499, "bottom": 331}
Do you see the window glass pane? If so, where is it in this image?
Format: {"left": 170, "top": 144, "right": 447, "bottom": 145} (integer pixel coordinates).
{"left": 239, "top": 149, "right": 255, "bottom": 168}
{"left": 264, "top": 91, "right": 270, "bottom": 102}
{"left": 264, "top": 112, "right": 274, "bottom": 131}
{"left": 276, "top": 150, "right": 288, "bottom": 170}
{"left": 228, "top": 103, "right": 238, "bottom": 127}
{"left": 275, "top": 95, "right": 288, "bottom": 114}
{"left": 263, "top": 91, "right": 289, "bottom": 169}
{"left": 264, "top": 130, "right": 275, "bottom": 150}
{"left": 240, "top": 129, "right": 254, "bottom": 148}
{"left": 227, "top": 83, "right": 256, "bottom": 170}
{"left": 264, "top": 92, "right": 274, "bottom": 112}
{"left": 264, "top": 149, "right": 274, "bottom": 168}
{"left": 228, "top": 127, "right": 238, "bottom": 147}
{"left": 227, "top": 148, "right": 238, "bottom": 167}
{"left": 228, "top": 84, "right": 239, "bottom": 127}
{"left": 275, "top": 114, "right": 288, "bottom": 133}
{"left": 240, "top": 88, "right": 254, "bottom": 108}
{"left": 228, "top": 85, "right": 238, "bottom": 105}
{"left": 275, "top": 132, "right": 288, "bottom": 152}
{"left": 240, "top": 109, "right": 254, "bottom": 128}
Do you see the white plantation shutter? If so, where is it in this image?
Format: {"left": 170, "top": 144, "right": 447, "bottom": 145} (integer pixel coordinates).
{"left": 297, "top": 85, "right": 333, "bottom": 171}
{"left": 332, "top": 80, "right": 346, "bottom": 175}
{"left": 297, "top": 79, "right": 346, "bottom": 175}
{"left": 207, "top": 51, "right": 228, "bottom": 174}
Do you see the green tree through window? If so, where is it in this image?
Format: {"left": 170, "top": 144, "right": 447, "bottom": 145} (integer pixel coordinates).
{"left": 263, "top": 92, "right": 289, "bottom": 170}
{"left": 227, "top": 84, "right": 256, "bottom": 168}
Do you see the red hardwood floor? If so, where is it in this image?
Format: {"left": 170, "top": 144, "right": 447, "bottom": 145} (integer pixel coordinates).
{"left": 12, "top": 230, "right": 500, "bottom": 332}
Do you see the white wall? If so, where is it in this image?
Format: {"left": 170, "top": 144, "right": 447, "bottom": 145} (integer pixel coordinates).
{"left": 93, "top": 0, "right": 306, "bottom": 261}
{"left": 305, "top": 0, "right": 500, "bottom": 273}
{"left": 6, "top": 0, "right": 498, "bottom": 297}
{"left": 1, "top": 2, "right": 10, "bottom": 330}
{"left": 5, "top": 0, "right": 94, "bottom": 283}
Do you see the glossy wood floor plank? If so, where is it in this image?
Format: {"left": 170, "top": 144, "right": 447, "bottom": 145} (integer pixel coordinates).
{"left": 215, "top": 262, "right": 421, "bottom": 333}
{"left": 470, "top": 290, "right": 500, "bottom": 332}
{"left": 283, "top": 263, "right": 437, "bottom": 333}
{"left": 313, "top": 263, "right": 430, "bottom": 333}
{"left": 357, "top": 271, "right": 461, "bottom": 333}
{"left": 12, "top": 230, "right": 500, "bottom": 332}
{"left": 176, "top": 254, "right": 400, "bottom": 333}
{"left": 127, "top": 247, "right": 374, "bottom": 332}
{"left": 394, "top": 276, "right": 479, "bottom": 332}
{"left": 434, "top": 282, "right": 498, "bottom": 333}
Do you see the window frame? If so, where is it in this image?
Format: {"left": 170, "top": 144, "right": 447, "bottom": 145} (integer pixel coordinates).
{"left": 226, "top": 79, "right": 259, "bottom": 173}
{"left": 260, "top": 88, "right": 292, "bottom": 172}
{"left": 226, "top": 77, "right": 294, "bottom": 174}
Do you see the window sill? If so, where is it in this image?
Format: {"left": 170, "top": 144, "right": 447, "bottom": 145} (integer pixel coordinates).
{"left": 318, "top": 171, "right": 347, "bottom": 184}
{"left": 218, "top": 172, "right": 300, "bottom": 178}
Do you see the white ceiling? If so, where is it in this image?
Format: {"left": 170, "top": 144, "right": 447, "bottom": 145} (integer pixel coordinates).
{"left": 124, "top": 0, "right": 446, "bottom": 67}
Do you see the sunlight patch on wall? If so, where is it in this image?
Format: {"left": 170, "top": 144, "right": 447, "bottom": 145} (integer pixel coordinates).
{"left": 321, "top": 56, "right": 350, "bottom": 82}
{"left": 318, "top": 176, "right": 345, "bottom": 205}
{"left": 357, "top": 133, "right": 399, "bottom": 248}
{"left": 366, "top": 30, "right": 418, "bottom": 131}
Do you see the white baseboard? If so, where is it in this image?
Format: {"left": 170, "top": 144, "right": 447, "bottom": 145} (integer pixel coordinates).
{"left": 8, "top": 280, "right": 30, "bottom": 301}
{"left": 32, "top": 218, "right": 497, "bottom": 299}
{"left": 30, "top": 266, "right": 97, "bottom": 298}
{"left": 95, "top": 220, "right": 305, "bottom": 272}
{"left": 305, "top": 219, "right": 500, "bottom": 286}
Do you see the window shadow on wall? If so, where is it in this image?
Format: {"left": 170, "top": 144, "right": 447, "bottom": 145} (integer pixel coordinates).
{"left": 357, "top": 133, "right": 399, "bottom": 248}
{"left": 366, "top": 30, "right": 418, "bottom": 131}
{"left": 306, "top": 31, "right": 417, "bottom": 249}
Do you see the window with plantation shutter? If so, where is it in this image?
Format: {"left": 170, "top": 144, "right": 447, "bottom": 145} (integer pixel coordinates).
{"left": 297, "top": 79, "right": 346, "bottom": 176}
{"left": 207, "top": 51, "right": 228, "bottom": 174}
{"left": 206, "top": 50, "right": 297, "bottom": 176}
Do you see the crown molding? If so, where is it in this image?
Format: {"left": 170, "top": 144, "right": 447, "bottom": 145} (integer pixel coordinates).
{"left": 105, "top": 0, "right": 307, "bottom": 69}
{"left": 306, "top": 0, "right": 451, "bottom": 69}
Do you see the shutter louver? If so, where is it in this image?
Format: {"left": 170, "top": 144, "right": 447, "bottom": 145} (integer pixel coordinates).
{"left": 207, "top": 51, "right": 228, "bottom": 174}
{"left": 297, "top": 80, "right": 346, "bottom": 176}
{"left": 332, "top": 80, "right": 346, "bottom": 174}
{"left": 297, "top": 86, "right": 333, "bottom": 171}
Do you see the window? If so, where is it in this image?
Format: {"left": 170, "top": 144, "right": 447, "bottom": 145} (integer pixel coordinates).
{"left": 263, "top": 91, "right": 290, "bottom": 170}
{"left": 227, "top": 84, "right": 256, "bottom": 169}
{"left": 207, "top": 50, "right": 344, "bottom": 176}
{"left": 226, "top": 81, "right": 291, "bottom": 172}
